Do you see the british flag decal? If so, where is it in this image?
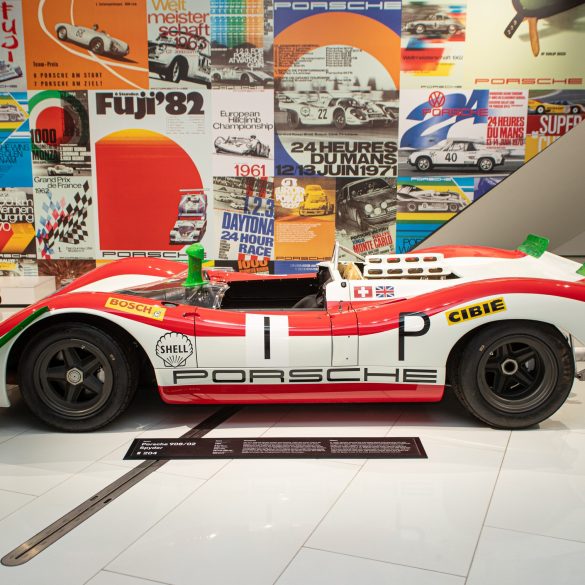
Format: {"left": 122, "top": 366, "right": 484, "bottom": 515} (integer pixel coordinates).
{"left": 375, "top": 285, "right": 395, "bottom": 298}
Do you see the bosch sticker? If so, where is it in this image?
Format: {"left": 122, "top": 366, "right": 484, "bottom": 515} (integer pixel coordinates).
{"left": 105, "top": 297, "right": 166, "bottom": 321}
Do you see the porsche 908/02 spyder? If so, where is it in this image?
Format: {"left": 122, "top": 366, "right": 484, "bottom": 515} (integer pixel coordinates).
{"left": 55, "top": 23, "right": 129, "bottom": 58}
{"left": 0, "top": 235, "right": 583, "bottom": 432}
{"left": 214, "top": 136, "right": 270, "bottom": 158}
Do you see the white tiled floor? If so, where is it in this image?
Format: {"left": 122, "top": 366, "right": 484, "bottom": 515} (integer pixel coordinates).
{"left": 0, "top": 382, "right": 584, "bottom": 584}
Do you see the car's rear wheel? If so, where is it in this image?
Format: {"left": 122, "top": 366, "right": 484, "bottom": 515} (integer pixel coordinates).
{"left": 448, "top": 203, "right": 459, "bottom": 212}
{"left": 19, "top": 323, "right": 139, "bottom": 431}
{"left": 415, "top": 24, "right": 425, "bottom": 34}
{"left": 286, "top": 111, "right": 300, "bottom": 129}
{"left": 536, "top": 105, "right": 545, "bottom": 114}
{"left": 212, "top": 73, "right": 221, "bottom": 82}
{"left": 415, "top": 156, "right": 432, "bottom": 171}
{"left": 478, "top": 157, "right": 494, "bottom": 172}
{"left": 448, "top": 24, "right": 457, "bottom": 33}
{"left": 240, "top": 73, "right": 250, "bottom": 84}
{"left": 89, "top": 38, "right": 104, "bottom": 55}
{"left": 407, "top": 202, "right": 417, "bottom": 212}
{"left": 451, "top": 321, "right": 574, "bottom": 429}
{"left": 57, "top": 26, "right": 67, "bottom": 40}
{"left": 571, "top": 106, "right": 580, "bottom": 114}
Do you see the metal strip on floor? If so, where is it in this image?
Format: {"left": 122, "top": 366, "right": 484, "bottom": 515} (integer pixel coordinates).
{"left": 1, "top": 405, "right": 241, "bottom": 567}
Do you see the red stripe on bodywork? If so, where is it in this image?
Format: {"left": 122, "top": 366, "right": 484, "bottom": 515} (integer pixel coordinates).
{"left": 417, "top": 245, "right": 526, "bottom": 259}
{"left": 159, "top": 383, "right": 444, "bottom": 404}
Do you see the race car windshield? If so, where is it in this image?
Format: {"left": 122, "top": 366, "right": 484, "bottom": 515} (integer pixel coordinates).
{"left": 116, "top": 278, "right": 229, "bottom": 309}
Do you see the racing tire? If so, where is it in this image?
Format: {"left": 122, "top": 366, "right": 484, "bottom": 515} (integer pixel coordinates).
{"left": 333, "top": 109, "right": 347, "bottom": 129}
{"left": 167, "top": 59, "right": 185, "bottom": 83}
{"left": 448, "top": 203, "right": 459, "bottom": 212}
{"left": 48, "top": 170, "right": 54, "bottom": 176}
{"left": 448, "top": 25, "right": 457, "bottom": 34}
{"left": 407, "top": 202, "right": 417, "bottom": 212}
{"left": 57, "top": 26, "right": 67, "bottom": 40}
{"left": 415, "top": 24, "right": 425, "bottom": 34}
{"left": 536, "top": 105, "right": 545, "bottom": 114}
{"left": 451, "top": 321, "right": 574, "bottom": 429}
{"left": 240, "top": 73, "right": 250, "bottom": 84}
{"left": 286, "top": 111, "right": 300, "bottom": 129}
{"left": 8, "top": 114, "right": 16, "bottom": 121}
{"left": 571, "top": 106, "right": 580, "bottom": 114}
{"left": 212, "top": 73, "right": 221, "bottom": 82}
{"left": 478, "top": 157, "right": 495, "bottom": 172}
{"left": 18, "top": 323, "right": 140, "bottom": 432}
{"left": 415, "top": 156, "right": 432, "bottom": 172}
{"left": 89, "top": 38, "right": 104, "bottom": 55}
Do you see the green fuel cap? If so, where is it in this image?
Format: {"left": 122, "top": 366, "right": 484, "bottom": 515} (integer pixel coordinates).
{"left": 183, "top": 243, "right": 207, "bottom": 287}
{"left": 517, "top": 234, "right": 549, "bottom": 258}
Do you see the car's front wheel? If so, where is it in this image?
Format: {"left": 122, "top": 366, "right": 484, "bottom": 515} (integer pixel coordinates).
{"left": 415, "top": 24, "right": 425, "bottom": 34}
{"left": 448, "top": 24, "right": 457, "bottom": 33}
{"left": 536, "top": 105, "right": 545, "bottom": 114}
{"left": 478, "top": 157, "right": 494, "bottom": 172}
{"left": 19, "top": 323, "right": 139, "bottom": 431}
{"left": 571, "top": 106, "right": 580, "bottom": 114}
{"left": 167, "top": 59, "right": 185, "bottom": 83}
{"left": 451, "top": 321, "right": 574, "bottom": 429}
{"left": 333, "top": 109, "right": 347, "bottom": 129}
{"left": 286, "top": 111, "right": 300, "bottom": 129}
{"left": 448, "top": 203, "right": 459, "bottom": 212}
{"left": 415, "top": 156, "right": 432, "bottom": 171}
{"left": 89, "top": 38, "right": 104, "bottom": 55}
{"left": 57, "top": 26, "right": 67, "bottom": 40}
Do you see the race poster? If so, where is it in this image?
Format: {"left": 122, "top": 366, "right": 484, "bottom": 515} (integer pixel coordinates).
{"left": 147, "top": 0, "right": 211, "bottom": 89}
{"left": 398, "top": 89, "right": 527, "bottom": 176}
{"left": 525, "top": 90, "right": 585, "bottom": 161}
{"left": 0, "top": 187, "right": 35, "bottom": 262}
{"left": 335, "top": 177, "right": 396, "bottom": 259}
{"left": 274, "top": 176, "right": 335, "bottom": 261}
{"left": 0, "top": 0, "right": 27, "bottom": 90}
{"left": 401, "top": 0, "right": 467, "bottom": 90}
{"left": 274, "top": 1, "right": 401, "bottom": 178}
{"left": 395, "top": 176, "right": 474, "bottom": 253}
{"left": 211, "top": 0, "right": 273, "bottom": 90}
{"left": 28, "top": 90, "right": 92, "bottom": 177}
{"left": 465, "top": 0, "right": 585, "bottom": 89}
{"left": 23, "top": 0, "right": 149, "bottom": 90}
{"left": 89, "top": 89, "right": 212, "bottom": 260}
{"left": 212, "top": 89, "right": 274, "bottom": 176}
{"left": 0, "top": 91, "right": 31, "bottom": 188}
{"left": 214, "top": 176, "right": 274, "bottom": 265}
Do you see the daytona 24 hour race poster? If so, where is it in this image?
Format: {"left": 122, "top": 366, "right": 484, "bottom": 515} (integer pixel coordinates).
{"left": 274, "top": 0, "right": 401, "bottom": 178}
{"left": 89, "top": 89, "right": 212, "bottom": 260}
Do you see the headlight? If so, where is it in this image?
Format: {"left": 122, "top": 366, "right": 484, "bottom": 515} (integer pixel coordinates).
{"left": 364, "top": 204, "right": 374, "bottom": 214}
{"left": 374, "top": 208, "right": 382, "bottom": 216}
{"left": 381, "top": 201, "right": 388, "bottom": 209}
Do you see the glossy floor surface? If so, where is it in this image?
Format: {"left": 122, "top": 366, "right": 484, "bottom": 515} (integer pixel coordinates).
{"left": 0, "top": 381, "right": 585, "bottom": 585}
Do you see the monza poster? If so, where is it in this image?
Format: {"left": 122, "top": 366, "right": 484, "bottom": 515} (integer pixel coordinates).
{"left": 274, "top": 0, "right": 401, "bottom": 178}
{"left": 89, "top": 89, "right": 212, "bottom": 260}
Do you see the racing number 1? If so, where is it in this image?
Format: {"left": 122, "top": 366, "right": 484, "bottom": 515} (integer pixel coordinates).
{"left": 246, "top": 314, "right": 290, "bottom": 366}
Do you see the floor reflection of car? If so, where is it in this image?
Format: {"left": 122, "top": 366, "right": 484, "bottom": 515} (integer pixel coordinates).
{"left": 299, "top": 185, "right": 333, "bottom": 216}
{"left": 214, "top": 136, "right": 270, "bottom": 158}
{"left": 55, "top": 23, "right": 129, "bottom": 58}
{"left": 398, "top": 184, "right": 466, "bottom": 212}
{"left": 148, "top": 33, "right": 210, "bottom": 86}
{"left": 408, "top": 140, "right": 508, "bottom": 173}
{"left": 337, "top": 178, "right": 396, "bottom": 230}
{"left": 47, "top": 164, "right": 74, "bottom": 176}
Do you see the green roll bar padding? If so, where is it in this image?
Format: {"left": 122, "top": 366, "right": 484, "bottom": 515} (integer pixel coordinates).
{"left": 517, "top": 234, "right": 549, "bottom": 258}
{"left": 183, "top": 243, "right": 208, "bottom": 287}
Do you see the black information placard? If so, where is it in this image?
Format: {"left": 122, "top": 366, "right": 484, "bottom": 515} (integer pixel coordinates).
{"left": 124, "top": 437, "right": 427, "bottom": 460}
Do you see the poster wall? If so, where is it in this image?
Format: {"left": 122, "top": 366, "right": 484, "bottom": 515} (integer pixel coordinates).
{"left": 0, "top": 0, "right": 580, "bottom": 280}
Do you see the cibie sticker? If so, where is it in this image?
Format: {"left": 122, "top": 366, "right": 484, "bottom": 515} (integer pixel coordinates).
{"left": 446, "top": 297, "right": 506, "bottom": 326}
{"left": 156, "top": 332, "right": 193, "bottom": 367}
{"left": 105, "top": 297, "right": 166, "bottom": 321}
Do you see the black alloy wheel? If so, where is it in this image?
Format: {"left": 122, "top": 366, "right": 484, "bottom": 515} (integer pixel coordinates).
{"left": 451, "top": 321, "right": 574, "bottom": 428}
{"left": 19, "top": 323, "right": 139, "bottom": 431}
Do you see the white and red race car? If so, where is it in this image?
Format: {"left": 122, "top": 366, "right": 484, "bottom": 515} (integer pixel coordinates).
{"left": 0, "top": 236, "right": 582, "bottom": 431}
